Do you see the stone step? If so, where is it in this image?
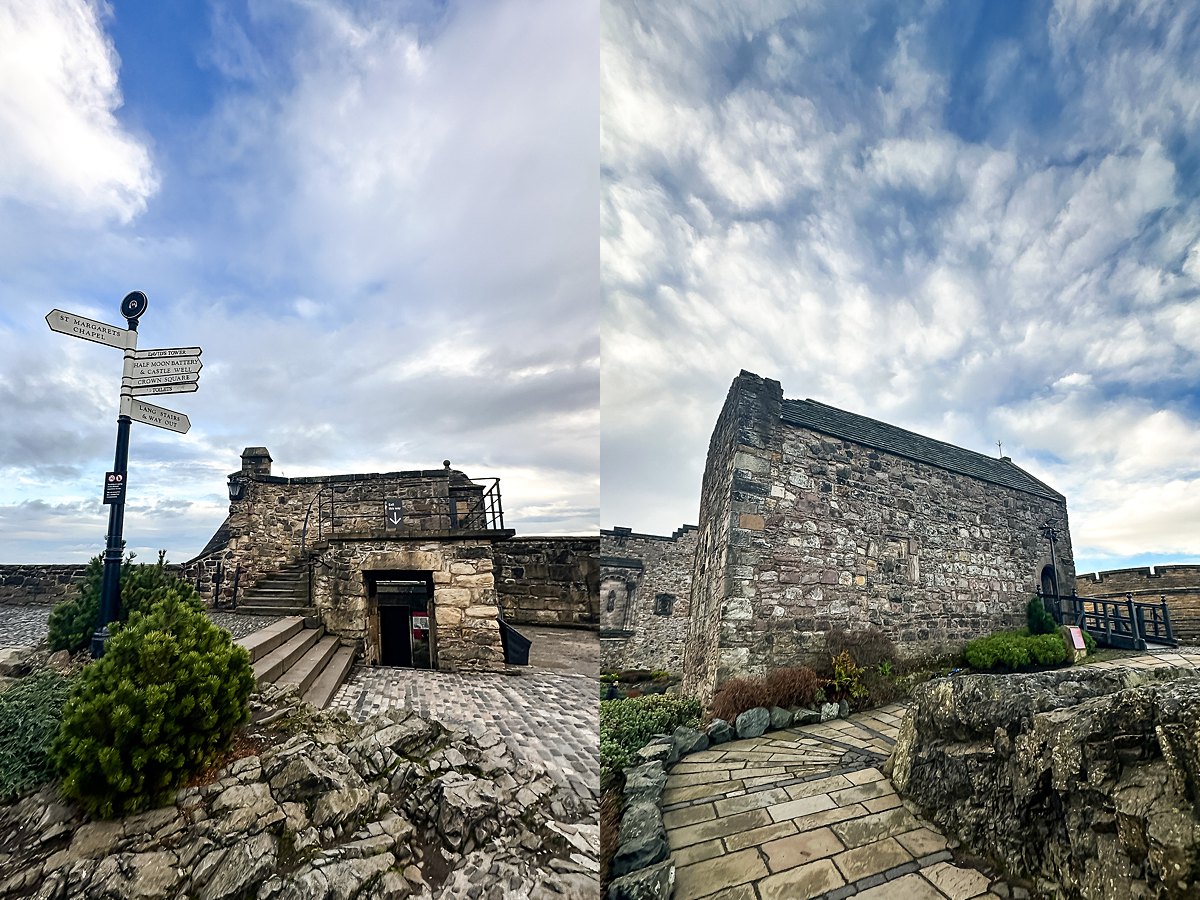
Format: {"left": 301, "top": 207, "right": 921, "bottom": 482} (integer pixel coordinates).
{"left": 239, "top": 591, "right": 309, "bottom": 604}
{"left": 236, "top": 616, "right": 306, "bottom": 664}
{"left": 278, "top": 635, "right": 341, "bottom": 696}
{"left": 303, "top": 646, "right": 356, "bottom": 710}
{"left": 235, "top": 604, "right": 316, "bottom": 617}
{"left": 252, "top": 625, "right": 324, "bottom": 686}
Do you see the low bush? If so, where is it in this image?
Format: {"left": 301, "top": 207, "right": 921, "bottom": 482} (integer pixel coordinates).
{"left": 964, "top": 631, "right": 1068, "bottom": 671}
{"left": 827, "top": 651, "right": 869, "bottom": 706}
{"left": 1027, "top": 597, "right": 1058, "bottom": 636}
{"left": 599, "top": 694, "right": 701, "bottom": 784}
{"left": 0, "top": 669, "right": 73, "bottom": 801}
{"left": 47, "top": 555, "right": 203, "bottom": 654}
{"left": 763, "top": 666, "right": 823, "bottom": 710}
{"left": 53, "top": 590, "right": 254, "bottom": 818}
{"left": 825, "top": 627, "right": 899, "bottom": 672}
{"left": 708, "top": 677, "right": 772, "bottom": 724}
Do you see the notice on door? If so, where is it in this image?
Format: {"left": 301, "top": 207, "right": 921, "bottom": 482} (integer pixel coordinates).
{"left": 412, "top": 615, "right": 429, "bottom": 630}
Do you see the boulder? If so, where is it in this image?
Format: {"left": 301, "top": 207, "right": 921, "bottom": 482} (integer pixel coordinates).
{"left": 606, "top": 858, "right": 675, "bottom": 900}
{"left": 611, "top": 800, "right": 668, "bottom": 878}
{"left": 623, "top": 762, "right": 666, "bottom": 806}
{"left": 706, "top": 719, "right": 734, "bottom": 744}
{"left": 671, "top": 726, "right": 709, "bottom": 758}
{"left": 790, "top": 707, "right": 820, "bottom": 726}
{"left": 635, "top": 737, "right": 676, "bottom": 766}
{"left": 890, "top": 666, "right": 1200, "bottom": 899}
{"left": 734, "top": 707, "right": 770, "bottom": 739}
{"left": 819, "top": 702, "right": 840, "bottom": 722}
{"left": 768, "top": 706, "right": 792, "bottom": 730}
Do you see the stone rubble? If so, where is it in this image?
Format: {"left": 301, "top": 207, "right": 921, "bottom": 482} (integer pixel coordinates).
{"left": 0, "top": 682, "right": 598, "bottom": 899}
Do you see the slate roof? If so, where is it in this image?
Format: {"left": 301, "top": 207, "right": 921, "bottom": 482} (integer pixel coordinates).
{"left": 780, "top": 399, "right": 1064, "bottom": 501}
{"left": 189, "top": 516, "right": 231, "bottom": 562}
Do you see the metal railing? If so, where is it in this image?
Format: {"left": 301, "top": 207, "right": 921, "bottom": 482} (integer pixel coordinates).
{"left": 299, "top": 477, "right": 505, "bottom": 554}
{"left": 1042, "top": 590, "right": 1176, "bottom": 650}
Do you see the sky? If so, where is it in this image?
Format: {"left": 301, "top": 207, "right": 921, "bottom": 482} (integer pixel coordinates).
{"left": 0, "top": 0, "right": 599, "bottom": 564}
{"left": 601, "top": 0, "right": 1200, "bottom": 577}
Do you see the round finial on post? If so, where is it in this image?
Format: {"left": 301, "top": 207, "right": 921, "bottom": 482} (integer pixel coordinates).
{"left": 443, "top": 460, "right": 451, "bottom": 469}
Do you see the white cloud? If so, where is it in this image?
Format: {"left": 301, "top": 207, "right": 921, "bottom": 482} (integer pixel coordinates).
{"left": 0, "top": 0, "right": 156, "bottom": 222}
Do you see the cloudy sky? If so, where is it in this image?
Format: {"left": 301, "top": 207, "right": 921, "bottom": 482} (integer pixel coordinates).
{"left": 0, "top": 0, "right": 598, "bottom": 564}
{"left": 602, "top": 0, "right": 1200, "bottom": 576}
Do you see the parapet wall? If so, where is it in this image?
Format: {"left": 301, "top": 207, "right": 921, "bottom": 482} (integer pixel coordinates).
{"left": 1076, "top": 565, "right": 1200, "bottom": 642}
{"left": 494, "top": 537, "right": 600, "bottom": 627}
{"left": 0, "top": 564, "right": 91, "bottom": 605}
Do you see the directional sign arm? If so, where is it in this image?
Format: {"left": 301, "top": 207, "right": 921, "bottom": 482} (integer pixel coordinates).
{"left": 46, "top": 309, "right": 133, "bottom": 350}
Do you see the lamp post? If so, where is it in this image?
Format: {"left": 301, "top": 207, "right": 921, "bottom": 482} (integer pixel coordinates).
{"left": 1041, "top": 522, "right": 1061, "bottom": 619}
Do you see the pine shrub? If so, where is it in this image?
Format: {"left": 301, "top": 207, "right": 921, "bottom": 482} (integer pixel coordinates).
{"left": 1026, "top": 597, "right": 1058, "bottom": 635}
{"left": 964, "top": 631, "right": 1068, "bottom": 671}
{"left": 52, "top": 590, "right": 254, "bottom": 818}
{"left": 48, "top": 555, "right": 202, "bottom": 654}
{"left": 0, "top": 669, "right": 73, "bottom": 801}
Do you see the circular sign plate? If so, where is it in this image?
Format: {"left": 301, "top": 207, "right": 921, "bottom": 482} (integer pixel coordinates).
{"left": 121, "top": 291, "right": 148, "bottom": 319}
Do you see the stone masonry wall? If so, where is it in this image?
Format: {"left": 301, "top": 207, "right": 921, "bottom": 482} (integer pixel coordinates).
{"left": 494, "top": 537, "right": 600, "bottom": 627}
{"left": 685, "top": 372, "right": 1075, "bottom": 703}
{"left": 1076, "top": 565, "right": 1200, "bottom": 643}
{"left": 311, "top": 538, "right": 504, "bottom": 673}
{"left": 600, "top": 526, "right": 697, "bottom": 673}
{"left": 683, "top": 371, "right": 777, "bottom": 701}
{"left": 0, "top": 564, "right": 91, "bottom": 605}
{"left": 221, "top": 468, "right": 483, "bottom": 597}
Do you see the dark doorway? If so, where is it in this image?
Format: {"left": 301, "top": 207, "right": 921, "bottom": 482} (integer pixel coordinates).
{"left": 368, "top": 571, "right": 434, "bottom": 669}
{"left": 1041, "top": 565, "right": 1059, "bottom": 599}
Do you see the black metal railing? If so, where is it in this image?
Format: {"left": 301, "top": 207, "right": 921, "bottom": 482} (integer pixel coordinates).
{"left": 299, "top": 477, "right": 505, "bottom": 554}
{"left": 1042, "top": 590, "right": 1176, "bottom": 650}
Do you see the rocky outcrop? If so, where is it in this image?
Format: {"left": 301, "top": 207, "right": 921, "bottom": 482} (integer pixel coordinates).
{"left": 0, "top": 683, "right": 598, "bottom": 899}
{"left": 888, "top": 666, "right": 1200, "bottom": 899}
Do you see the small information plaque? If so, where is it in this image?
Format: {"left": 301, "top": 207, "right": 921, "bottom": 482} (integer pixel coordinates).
{"left": 102, "top": 472, "right": 126, "bottom": 505}
{"left": 1068, "top": 626, "right": 1086, "bottom": 650}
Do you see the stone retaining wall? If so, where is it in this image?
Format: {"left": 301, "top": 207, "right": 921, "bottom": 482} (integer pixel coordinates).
{"left": 494, "top": 537, "right": 600, "bottom": 627}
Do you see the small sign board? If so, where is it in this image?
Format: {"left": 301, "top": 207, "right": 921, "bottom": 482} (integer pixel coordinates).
{"left": 128, "top": 382, "right": 199, "bottom": 398}
{"left": 127, "top": 398, "right": 191, "bottom": 434}
{"left": 384, "top": 499, "right": 403, "bottom": 529}
{"left": 102, "top": 472, "right": 125, "bottom": 504}
{"left": 46, "top": 309, "right": 131, "bottom": 350}
{"left": 129, "top": 358, "right": 202, "bottom": 377}
{"left": 412, "top": 615, "right": 429, "bottom": 631}
{"left": 1068, "top": 626, "right": 1086, "bottom": 651}
{"left": 132, "top": 346, "right": 202, "bottom": 360}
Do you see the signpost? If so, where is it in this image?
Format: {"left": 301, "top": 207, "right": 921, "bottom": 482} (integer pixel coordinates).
{"left": 46, "top": 292, "right": 202, "bottom": 657}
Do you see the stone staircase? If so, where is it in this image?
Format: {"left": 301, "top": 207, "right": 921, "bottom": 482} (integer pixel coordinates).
{"left": 234, "top": 563, "right": 313, "bottom": 616}
{"left": 236, "top": 616, "right": 356, "bottom": 709}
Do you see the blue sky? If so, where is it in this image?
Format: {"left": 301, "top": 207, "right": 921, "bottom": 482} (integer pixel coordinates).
{"left": 601, "top": 0, "right": 1200, "bottom": 577}
{"left": 0, "top": 0, "right": 598, "bottom": 563}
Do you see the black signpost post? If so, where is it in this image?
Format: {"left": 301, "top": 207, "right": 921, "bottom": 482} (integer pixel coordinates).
{"left": 93, "top": 292, "right": 147, "bottom": 657}
{"left": 45, "top": 291, "right": 201, "bottom": 658}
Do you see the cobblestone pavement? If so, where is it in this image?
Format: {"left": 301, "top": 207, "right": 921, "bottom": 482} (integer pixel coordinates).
{"left": 331, "top": 666, "right": 599, "bottom": 805}
{"left": 0, "top": 605, "right": 52, "bottom": 647}
{"left": 0, "top": 604, "right": 282, "bottom": 647}
{"left": 665, "top": 648, "right": 1200, "bottom": 900}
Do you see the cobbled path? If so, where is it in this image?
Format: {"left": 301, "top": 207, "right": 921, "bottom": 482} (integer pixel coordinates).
{"left": 331, "top": 667, "right": 600, "bottom": 805}
{"left": 0, "top": 604, "right": 282, "bottom": 646}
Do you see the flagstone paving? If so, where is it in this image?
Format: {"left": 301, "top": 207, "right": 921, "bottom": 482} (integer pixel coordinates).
{"left": 664, "top": 648, "right": 1200, "bottom": 900}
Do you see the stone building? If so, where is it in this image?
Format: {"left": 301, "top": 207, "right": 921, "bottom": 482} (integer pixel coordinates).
{"left": 187, "top": 448, "right": 597, "bottom": 673}
{"left": 683, "top": 372, "right": 1075, "bottom": 701}
{"left": 1076, "top": 565, "right": 1200, "bottom": 643}
{"left": 600, "top": 525, "right": 697, "bottom": 673}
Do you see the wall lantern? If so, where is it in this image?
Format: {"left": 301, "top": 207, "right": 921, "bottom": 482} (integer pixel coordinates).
{"left": 228, "top": 478, "right": 247, "bottom": 502}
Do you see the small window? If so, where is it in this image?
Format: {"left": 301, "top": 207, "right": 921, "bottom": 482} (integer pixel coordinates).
{"left": 655, "top": 593, "right": 675, "bottom": 616}
{"left": 606, "top": 590, "right": 616, "bottom": 613}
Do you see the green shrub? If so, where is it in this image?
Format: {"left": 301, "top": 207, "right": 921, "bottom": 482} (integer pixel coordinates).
{"left": 1081, "top": 629, "right": 1097, "bottom": 654}
{"left": 965, "top": 631, "right": 1068, "bottom": 671}
{"left": 48, "top": 555, "right": 203, "bottom": 654}
{"left": 828, "top": 651, "right": 868, "bottom": 706}
{"left": 0, "top": 669, "right": 73, "bottom": 801}
{"left": 1026, "top": 597, "right": 1058, "bottom": 635}
{"left": 52, "top": 590, "right": 254, "bottom": 818}
{"left": 600, "top": 694, "right": 700, "bottom": 783}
